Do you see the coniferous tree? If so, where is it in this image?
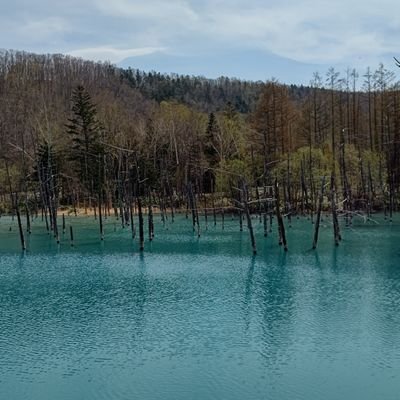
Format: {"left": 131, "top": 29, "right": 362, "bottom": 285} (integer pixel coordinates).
{"left": 66, "top": 85, "right": 103, "bottom": 201}
{"left": 204, "top": 112, "right": 220, "bottom": 192}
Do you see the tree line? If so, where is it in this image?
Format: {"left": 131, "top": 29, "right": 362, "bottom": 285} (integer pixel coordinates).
{"left": 0, "top": 50, "right": 399, "bottom": 250}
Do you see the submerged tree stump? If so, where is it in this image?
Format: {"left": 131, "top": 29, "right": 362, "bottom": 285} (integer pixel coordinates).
{"left": 69, "top": 225, "right": 74, "bottom": 247}
{"left": 313, "top": 176, "right": 326, "bottom": 249}
{"left": 330, "top": 174, "right": 341, "bottom": 246}
{"left": 241, "top": 180, "right": 257, "bottom": 255}
{"left": 16, "top": 206, "right": 26, "bottom": 251}
{"left": 138, "top": 197, "right": 144, "bottom": 251}
{"left": 275, "top": 179, "right": 288, "bottom": 251}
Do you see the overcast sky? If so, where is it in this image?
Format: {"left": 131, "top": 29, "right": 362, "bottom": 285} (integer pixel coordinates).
{"left": 1, "top": 0, "right": 399, "bottom": 83}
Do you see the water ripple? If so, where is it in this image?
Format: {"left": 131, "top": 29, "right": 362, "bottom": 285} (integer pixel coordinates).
{"left": 1, "top": 216, "right": 400, "bottom": 399}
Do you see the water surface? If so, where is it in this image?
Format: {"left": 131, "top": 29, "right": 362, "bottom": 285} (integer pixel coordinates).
{"left": 1, "top": 214, "right": 400, "bottom": 400}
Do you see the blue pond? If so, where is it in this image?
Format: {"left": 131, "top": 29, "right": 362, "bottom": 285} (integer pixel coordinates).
{"left": 0, "top": 213, "right": 400, "bottom": 399}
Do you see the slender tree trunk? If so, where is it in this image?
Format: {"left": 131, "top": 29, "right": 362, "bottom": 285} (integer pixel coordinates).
{"left": 330, "top": 174, "right": 341, "bottom": 246}
{"left": 241, "top": 180, "right": 257, "bottom": 255}
{"left": 138, "top": 197, "right": 144, "bottom": 251}
{"left": 98, "top": 193, "right": 104, "bottom": 240}
{"left": 275, "top": 179, "right": 288, "bottom": 251}
{"left": 313, "top": 176, "right": 326, "bottom": 249}
{"left": 70, "top": 225, "right": 74, "bottom": 246}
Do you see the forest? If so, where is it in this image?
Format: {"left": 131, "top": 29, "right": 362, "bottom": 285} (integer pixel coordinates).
{"left": 0, "top": 50, "right": 399, "bottom": 252}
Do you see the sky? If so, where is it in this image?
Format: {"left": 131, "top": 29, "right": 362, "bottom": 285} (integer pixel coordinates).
{"left": 1, "top": 0, "right": 399, "bottom": 84}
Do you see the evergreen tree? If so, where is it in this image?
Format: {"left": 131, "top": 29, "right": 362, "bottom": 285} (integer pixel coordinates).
{"left": 205, "top": 112, "right": 219, "bottom": 164}
{"left": 66, "top": 85, "right": 103, "bottom": 197}
{"left": 203, "top": 112, "right": 220, "bottom": 192}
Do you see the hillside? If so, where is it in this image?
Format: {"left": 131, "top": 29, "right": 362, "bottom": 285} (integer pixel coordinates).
{"left": 0, "top": 49, "right": 399, "bottom": 224}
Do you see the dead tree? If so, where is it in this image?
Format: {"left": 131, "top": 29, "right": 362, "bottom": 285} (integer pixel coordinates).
{"left": 330, "top": 173, "right": 341, "bottom": 246}
{"left": 275, "top": 179, "right": 288, "bottom": 251}
{"left": 312, "top": 176, "right": 326, "bottom": 249}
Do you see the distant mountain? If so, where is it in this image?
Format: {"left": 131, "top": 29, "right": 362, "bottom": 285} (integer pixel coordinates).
{"left": 118, "top": 49, "right": 323, "bottom": 85}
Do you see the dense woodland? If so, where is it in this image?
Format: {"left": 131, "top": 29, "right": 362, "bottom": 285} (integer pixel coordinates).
{"left": 1, "top": 50, "right": 399, "bottom": 252}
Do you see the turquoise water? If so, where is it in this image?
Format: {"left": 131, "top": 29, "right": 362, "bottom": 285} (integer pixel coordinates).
{"left": 1, "top": 213, "right": 400, "bottom": 400}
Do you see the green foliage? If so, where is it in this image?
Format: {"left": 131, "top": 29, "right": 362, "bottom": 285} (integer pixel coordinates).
{"left": 1, "top": 50, "right": 399, "bottom": 212}
{"left": 217, "top": 109, "right": 247, "bottom": 161}
{"left": 34, "top": 141, "right": 60, "bottom": 190}
{"left": 362, "top": 149, "right": 387, "bottom": 192}
{"left": 204, "top": 113, "right": 220, "bottom": 165}
{"left": 273, "top": 146, "right": 331, "bottom": 184}
{"left": 215, "top": 159, "right": 252, "bottom": 192}
{"left": 342, "top": 144, "right": 361, "bottom": 189}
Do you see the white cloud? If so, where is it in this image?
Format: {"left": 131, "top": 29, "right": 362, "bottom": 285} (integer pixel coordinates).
{"left": 93, "top": 0, "right": 198, "bottom": 23}
{"left": 67, "top": 46, "right": 165, "bottom": 63}
{"left": 1, "top": 0, "right": 399, "bottom": 79}
{"left": 201, "top": 0, "right": 400, "bottom": 64}
{"left": 22, "top": 17, "right": 69, "bottom": 36}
